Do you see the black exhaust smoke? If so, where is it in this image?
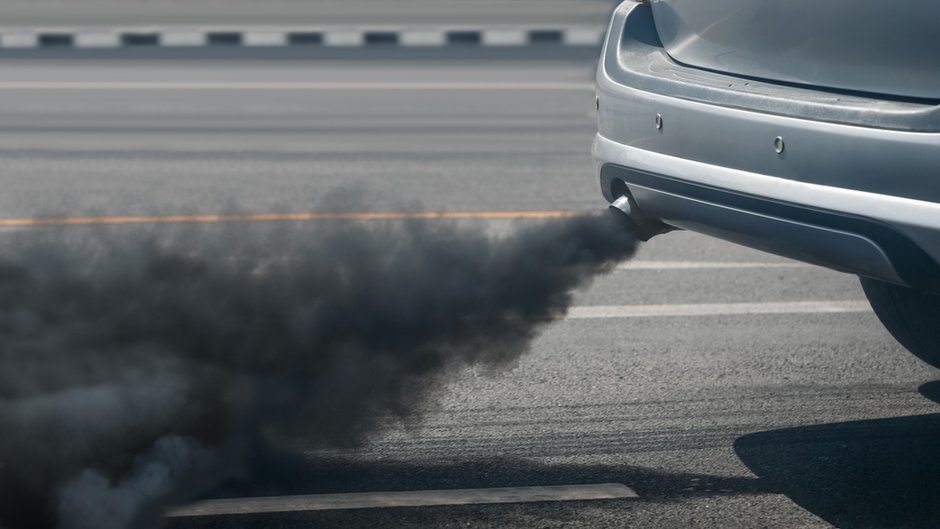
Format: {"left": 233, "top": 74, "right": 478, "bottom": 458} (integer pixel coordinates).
{"left": 0, "top": 207, "right": 640, "bottom": 529}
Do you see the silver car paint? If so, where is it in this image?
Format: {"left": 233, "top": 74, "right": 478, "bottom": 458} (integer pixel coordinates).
{"left": 594, "top": 1, "right": 940, "bottom": 285}
{"left": 650, "top": 0, "right": 940, "bottom": 100}
{"left": 597, "top": 70, "right": 940, "bottom": 203}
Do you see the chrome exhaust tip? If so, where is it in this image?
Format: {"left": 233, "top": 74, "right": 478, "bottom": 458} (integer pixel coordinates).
{"left": 607, "top": 194, "right": 675, "bottom": 242}
{"left": 609, "top": 195, "right": 635, "bottom": 217}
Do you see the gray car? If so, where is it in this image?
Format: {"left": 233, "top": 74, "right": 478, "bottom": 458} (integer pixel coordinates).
{"left": 594, "top": 0, "right": 940, "bottom": 366}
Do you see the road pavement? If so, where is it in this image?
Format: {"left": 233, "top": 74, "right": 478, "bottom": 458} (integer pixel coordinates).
{"left": 0, "top": 0, "right": 616, "bottom": 28}
{"left": 2, "top": 59, "right": 938, "bottom": 528}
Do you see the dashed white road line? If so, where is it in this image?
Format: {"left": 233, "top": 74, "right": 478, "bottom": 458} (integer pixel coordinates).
{"left": 324, "top": 30, "right": 365, "bottom": 47}
{"left": 242, "top": 31, "right": 289, "bottom": 47}
{"left": 160, "top": 32, "right": 208, "bottom": 47}
{"left": 401, "top": 29, "right": 447, "bottom": 46}
{"left": 617, "top": 261, "right": 809, "bottom": 271}
{"left": 0, "top": 27, "right": 606, "bottom": 50}
{"left": 167, "top": 483, "right": 638, "bottom": 517}
{"left": 482, "top": 29, "right": 528, "bottom": 46}
{"left": 566, "top": 301, "right": 870, "bottom": 319}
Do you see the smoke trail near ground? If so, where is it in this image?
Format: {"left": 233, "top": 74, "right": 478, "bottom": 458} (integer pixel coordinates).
{"left": 0, "top": 209, "right": 638, "bottom": 529}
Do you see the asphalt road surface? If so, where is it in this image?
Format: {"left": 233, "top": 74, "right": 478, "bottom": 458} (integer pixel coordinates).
{"left": 2, "top": 58, "right": 939, "bottom": 528}
{"left": 0, "top": 0, "right": 615, "bottom": 27}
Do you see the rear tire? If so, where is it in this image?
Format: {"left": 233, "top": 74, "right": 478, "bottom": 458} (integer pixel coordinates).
{"left": 860, "top": 277, "right": 940, "bottom": 369}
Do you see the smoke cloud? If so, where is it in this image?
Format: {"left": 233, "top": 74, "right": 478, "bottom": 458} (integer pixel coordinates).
{"left": 0, "top": 208, "right": 638, "bottom": 529}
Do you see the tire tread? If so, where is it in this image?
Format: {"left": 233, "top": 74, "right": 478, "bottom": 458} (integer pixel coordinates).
{"left": 861, "top": 277, "right": 940, "bottom": 369}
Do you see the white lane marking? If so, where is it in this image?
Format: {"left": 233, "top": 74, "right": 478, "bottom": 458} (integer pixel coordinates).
{"left": 74, "top": 32, "right": 121, "bottom": 48}
{"left": 563, "top": 28, "right": 605, "bottom": 46}
{"left": 0, "top": 81, "right": 593, "bottom": 91}
{"left": 160, "top": 31, "right": 208, "bottom": 47}
{"left": 243, "top": 31, "right": 288, "bottom": 47}
{"left": 0, "top": 26, "right": 608, "bottom": 50}
{"left": 401, "top": 29, "right": 446, "bottom": 46}
{"left": 483, "top": 29, "right": 528, "bottom": 46}
{"left": 167, "top": 483, "right": 637, "bottom": 517}
{"left": 324, "top": 30, "right": 365, "bottom": 46}
{"left": 617, "top": 261, "right": 810, "bottom": 271}
{"left": 566, "top": 301, "right": 870, "bottom": 319}
{"left": 0, "top": 33, "right": 38, "bottom": 48}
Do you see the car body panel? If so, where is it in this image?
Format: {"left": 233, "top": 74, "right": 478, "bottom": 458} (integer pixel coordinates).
{"left": 604, "top": 164, "right": 905, "bottom": 284}
{"left": 594, "top": 1, "right": 940, "bottom": 291}
{"left": 650, "top": 0, "right": 940, "bottom": 100}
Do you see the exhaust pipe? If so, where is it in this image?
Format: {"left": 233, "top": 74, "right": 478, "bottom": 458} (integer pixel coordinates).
{"left": 607, "top": 194, "right": 675, "bottom": 242}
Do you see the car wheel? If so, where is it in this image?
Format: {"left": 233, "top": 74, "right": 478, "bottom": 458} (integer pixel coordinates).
{"left": 860, "top": 277, "right": 940, "bottom": 369}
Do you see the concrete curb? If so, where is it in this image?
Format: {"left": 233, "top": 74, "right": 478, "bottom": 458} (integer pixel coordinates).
{"left": 0, "top": 27, "right": 605, "bottom": 49}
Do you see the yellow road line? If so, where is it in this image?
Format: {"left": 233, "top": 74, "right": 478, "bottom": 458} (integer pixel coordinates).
{"left": 0, "top": 210, "right": 579, "bottom": 228}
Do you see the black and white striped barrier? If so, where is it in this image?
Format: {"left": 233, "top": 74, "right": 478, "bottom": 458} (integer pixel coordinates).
{"left": 0, "top": 27, "right": 605, "bottom": 49}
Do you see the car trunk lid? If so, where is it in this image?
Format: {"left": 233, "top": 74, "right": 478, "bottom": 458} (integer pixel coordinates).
{"left": 649, "top": 0, "right": 940, "bottom": 100}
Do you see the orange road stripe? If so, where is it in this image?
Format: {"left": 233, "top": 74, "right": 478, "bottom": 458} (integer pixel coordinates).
{"left": 0, "top": 210, "right": 579, "bottom": 228}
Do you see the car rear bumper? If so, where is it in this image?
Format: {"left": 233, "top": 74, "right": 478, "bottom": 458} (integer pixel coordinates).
{"left": 594, "top": 1, "right": 940, "bottom": 291}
